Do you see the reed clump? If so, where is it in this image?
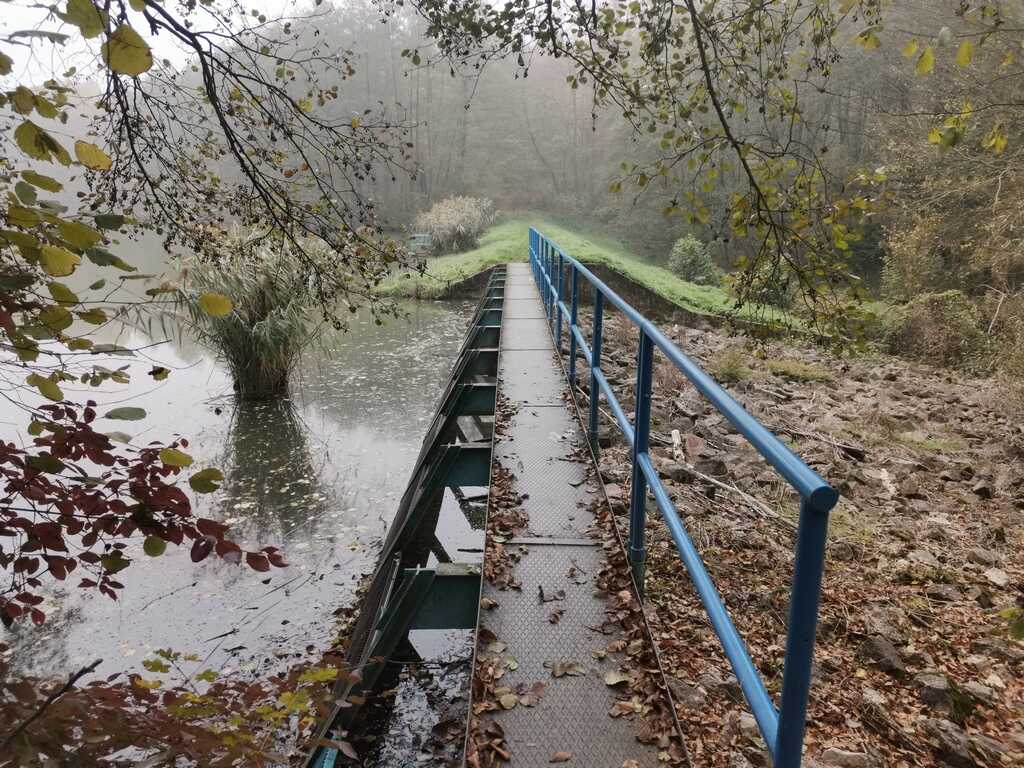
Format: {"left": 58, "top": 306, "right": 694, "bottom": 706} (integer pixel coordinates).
{"left": 181, "top": 230, "right": 336, "bottom": 399}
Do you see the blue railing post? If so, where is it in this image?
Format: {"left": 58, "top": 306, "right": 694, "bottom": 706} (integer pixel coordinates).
{"left": 775, "top": 497, "right": 831, "bottom": 767}
{"left": 568, "top": 266, "right": 579, "bottom": 388}
{"left": 588, "top": 291, "right": 604, "bottom": 452}
{"left": 543, "top": 241, "right": 552, "bottom": 319}
{"left": 530, "top": 229, "right": 536, "bottom": 278}
{"left": 628, "top": 332, "right": 653, "bottom": 596}
{"left": 550, "top": 249, "right": 555, "bottom": 317}
{"left": 555, "top": 252, "right": 564, "bottom": 351}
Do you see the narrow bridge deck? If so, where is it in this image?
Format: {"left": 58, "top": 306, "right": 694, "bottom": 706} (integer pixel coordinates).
{"left": 471, "top": 263, "right": 663, "bottom": 766}
{"left": 310, "top": 231, "right": 834, "bottom": 768}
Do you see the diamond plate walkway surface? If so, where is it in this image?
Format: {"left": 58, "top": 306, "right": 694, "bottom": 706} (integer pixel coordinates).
{"left": 472, "top": 263, "right": 662, "bottom": 767}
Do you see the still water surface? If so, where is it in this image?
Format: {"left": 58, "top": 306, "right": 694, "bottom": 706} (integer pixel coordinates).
{"left": 3, "top": 299, "right": 475, "bottom": 689}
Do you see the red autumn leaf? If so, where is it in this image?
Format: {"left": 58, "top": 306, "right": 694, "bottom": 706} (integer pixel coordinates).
{"left": 197, "top": 518, "right": 228, "bottom": 539}
{"left": 47, "top": 557, "right": 67, "bottom": 580}
{"left": 190, "top": 535, "right": 215, "bottom": 563}
{"left": 245, "top": 552, "right": 270, "bottom": 572}
{"left": 266, "top": 550, "right": 287, "bottom": 568}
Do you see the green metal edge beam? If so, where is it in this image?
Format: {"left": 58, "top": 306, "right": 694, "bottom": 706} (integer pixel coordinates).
{"left": 464, "top": 348, "right": 499, "bottom": 376}
{"left": 469, "top": 325, "right": 500, "bottom": 348}
{"left": 455, "top": 383, "right": 496, "bottom": 416}
{"left": 408, "top": 563, "right": 482, "bottom": 630}
{"left": 443, "top": 443, "right": 491, "bottom": 487}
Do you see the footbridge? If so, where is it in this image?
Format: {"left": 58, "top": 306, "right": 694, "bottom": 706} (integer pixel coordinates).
{"left": 307, "top": 229, "right": 838, "bottom": 768}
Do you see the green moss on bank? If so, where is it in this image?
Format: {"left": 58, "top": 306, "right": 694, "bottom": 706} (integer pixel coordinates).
{"left": 376, "top": 220, "right": 529, "bottom": 299}
{"left": 378, "top": 216, "right": 787, "bottom": 324}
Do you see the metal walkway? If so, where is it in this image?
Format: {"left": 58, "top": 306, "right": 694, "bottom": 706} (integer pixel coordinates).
{"left": 469, "top": 263, "right": 664, "bottom": 766}
{"left": 307, "top": 230, "right": 838, "bottom": 768}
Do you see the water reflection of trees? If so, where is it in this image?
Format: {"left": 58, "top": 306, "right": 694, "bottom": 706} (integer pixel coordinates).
{"left": 216, "top": 398, "right": 337, "bottom": 544}
{"left": 3, "top": 593, "right": 82, "bottom": 679}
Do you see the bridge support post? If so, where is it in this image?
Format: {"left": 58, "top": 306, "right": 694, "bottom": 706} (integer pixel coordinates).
{"left": 628, "top": 332, "right": 654, "bottom": 598}
{"left": 588, "top": 291, "right": 604, "bottom": 454}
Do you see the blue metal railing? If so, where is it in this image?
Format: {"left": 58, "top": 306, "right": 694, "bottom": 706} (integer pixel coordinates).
{"left": 528, "top": 227, "right": 838, "bottom": 768}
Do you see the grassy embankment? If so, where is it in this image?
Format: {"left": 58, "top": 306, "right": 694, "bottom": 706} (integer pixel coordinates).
{"left": 377, "top": 217, "right": 782, "bottom": 323}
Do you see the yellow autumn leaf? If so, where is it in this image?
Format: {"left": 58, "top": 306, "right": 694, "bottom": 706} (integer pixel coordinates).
{"left": 41, "top": 245, "right": 81, "bottom": 276}
{"left": 77, "top": 307, "right": 107, "bottom": 324}
{"left": 915, "top": 46, "right": 934, "bottom": 76}
{"left": 7, "top": 205, "right": 39, "bottom": 229}
{"left": 956, "top": 40, "right": 973, "bottom": 67}
{"left": 985, "top": 124, "right": 1008, "bottom": 154}
{"left": 75, "top": 140, "right": 113, "bottom": 171}
{"left": 13, "top": 86, "right": 35, "bottom": 115}
{"left": 22, "top": 171, "right": 63, "bottom": 192}
{"left": 27, "top": 373, "right": 63, "bottom": 401}
{"left": 64, "top": 0, "right": 107, "bottom": 39}
{"left": 34, "top": 94, "right": 59, "bottom": 119}
{"left": 902, "top": 39, "right": 919, "bottom": 58}
{"left": 58, "top": 218, "right": 103, "bottom": 249}
{"left": 198, "top": 292, "right": 233, "bottom": 317}
{"left": 855, "top": 28, "right": 881, "bottom": 51}
{"left": 102, "top": 24, "right": 153, "bottom": 76}
{"left": 14, "top": 120, "right": 71, "bottom": 165}
{"left": 159, "top": 447, "right": 194, "bottom": 467}
{"left": 39, "top": 305, "right": 73, "bottom": 332}
{"left": 48, "top": 282, "right": 80, "bottom": 305}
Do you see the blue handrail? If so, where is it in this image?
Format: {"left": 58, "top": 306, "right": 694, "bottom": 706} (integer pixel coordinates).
{"left": 528, "top": 227, "right": 837, "bottom": 768}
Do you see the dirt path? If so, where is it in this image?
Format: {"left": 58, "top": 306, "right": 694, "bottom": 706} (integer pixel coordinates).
{"left": 586, "top": 311, "right": 1022, "bottom": 768}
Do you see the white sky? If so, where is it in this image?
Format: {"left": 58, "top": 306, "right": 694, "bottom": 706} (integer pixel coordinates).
{"left": 1, "top": 0, "right": 303, "bottom": 86}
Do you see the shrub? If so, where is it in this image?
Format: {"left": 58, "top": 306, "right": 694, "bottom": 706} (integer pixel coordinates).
{"left": 710, "top": 348, "right": 753, "bottom": 383}
{"left": 666, "top": 235, "right": 720, "bottom": 285}
{"left": 180, "top": 231, "right": 337, "bottom": 399}
{"left": 881, "top": 217, "right": 956, "bottom": 300}
{"left": 414, "top": 197, "right": 497, "bottom": 253}
{"left": 766, "top": 359, "right": 833, "bottom": 383}
{"left": 988, "top": 293, "right": 1024, "bottom": 410}
{"left": 884, "top": 290, "right": 988, "bottom": 371}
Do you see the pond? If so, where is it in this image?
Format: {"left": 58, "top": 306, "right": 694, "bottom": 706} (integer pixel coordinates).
{"left": 2, "top": 297, "right": 479, "bottom": 761}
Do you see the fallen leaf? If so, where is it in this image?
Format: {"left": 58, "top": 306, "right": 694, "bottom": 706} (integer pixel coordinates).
{"left": 499, "top": 693, "right": 518, "bottom": 710}
{"left": 604, "top": 669, "right": 630, "bottom": 686}
{"left": 538, "top": 585, "right": 566, "bottom": 603}
{"left": 548, "top": 660, "right": 586, "bottom": 678}
{"left": 550, "top": 752, "right": 572, "bottom": 763}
